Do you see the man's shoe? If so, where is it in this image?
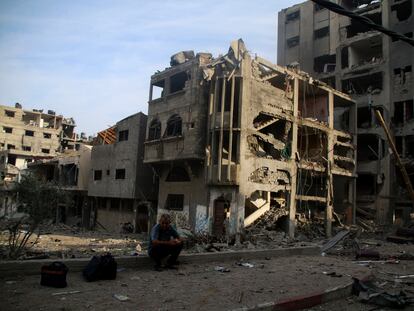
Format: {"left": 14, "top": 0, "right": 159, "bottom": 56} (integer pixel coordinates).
{"left": 165, "top": 264, "right": 178, "bottom": 270}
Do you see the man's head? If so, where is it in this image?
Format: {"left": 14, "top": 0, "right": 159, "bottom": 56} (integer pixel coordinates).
{"left": 159, "top": 214, "right": 171, "bottom": 231}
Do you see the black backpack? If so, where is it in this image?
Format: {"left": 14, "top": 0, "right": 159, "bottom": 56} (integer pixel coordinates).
{"left": 83, "top": 253, "right": 117, "bottom": 282}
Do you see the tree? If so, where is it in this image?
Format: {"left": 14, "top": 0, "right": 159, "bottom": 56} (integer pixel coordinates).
{"left": 1, "top": 173, "right": 70, "bottom": 259}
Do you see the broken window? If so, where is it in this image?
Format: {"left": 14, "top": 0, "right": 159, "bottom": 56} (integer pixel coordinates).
{"left": 347, "top": 35, "right": 382, "bottom": 68}
{"left": 4, "top": 110, "right": 15, "bottom": 118}
{"left": 395, "top": 136, "right": 403, "bottom": 155}
{"left": 115, "top": 169, "right": 125, "bottom": 179}
{"left": 406, "top": 135, "right": 414, "bottom": 158}
{"left": 407, "top": 100, "right": 414, "bottom": 121}
{"left": 25, "top": 130, "right": 34, "bottom": 137}
{"left": 165, "top": 194, "right": 184, "bottom": 211}
{"left": 393, "top": 100, "right": 414, "bottom": 126}
{"left": 61, "top": 163, "right": 77, "bottom": 186}
{"left": 164, "top": 114, "right": 182, "bottom": 137}
{"left": 41, "top": 148, "right": 50, "bottom": 154}
{"left": 346, "top": 12, "right": 381, "bottom": 38}
{"left": 394, "top": 101, "right": 405, "bottom": 126}
{"left": 43, "top": 133, "right": 51, "bottom": 139}
{"left": 394, "top": 66, "right": 412, "bottom": 85}
{"left": 313, "top": 54, "right": 336, "bottom": 73}
{"left": 118, "top": 129, "right": 129, "bottom": 142}
{"left": 341, "top": 47, "right": 349, "bottom": 69}
{"left": 286, "top": 10, "right": 300, "bottom": 22}
{"left": 170, "top": 71, "right": 189, "bottom": 94}
{"left": 286, "top": 36, "right": 300, "bottom": 48}
{"left": 357, "top": 106, "right": 382, "bottom": 128}
{"left": 22, "top": 146, "right": 31, "bottom": 151}
{"left": 314, "top": 26, "right": 330, "bottom": 39}
{"left": 357, "top": 134, "right": 384, "bottom": 161}
{"left": 7, "top": 144, "right": 15, "bottom": 150}
{"left": 148, "top": 119, "right": 161, "bottom": 140}
{"left": 166, "top": 166, "right": 190, "bottom": 182}
{"left": 342, "top": 72, "right": 383, "bottom": 94}
{"left": 7, "top": 154, "right": 16, "bottom": 165}
{"left": 3, "top": 127, "right": 12, "bottom": 134}
{"left": 391, "top": 0, "right": 412, "bottom": 22}
{"left": 151, "top": 80, "right": 165, "bottom": 100}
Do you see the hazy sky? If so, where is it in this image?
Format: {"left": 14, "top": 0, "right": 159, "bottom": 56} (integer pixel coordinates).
{"left": 0, "top": 0, "right": 301, "bottom": 135}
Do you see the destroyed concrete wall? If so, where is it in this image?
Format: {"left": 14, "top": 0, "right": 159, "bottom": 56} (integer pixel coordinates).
{"left": 144, "top": 53, "right": 212, "bottom": 232}
{"left": 277, "top": 0, "right": 413, "bottom": 226}
{"left": 145, "top": 40, "right": 356, "bottom": 238}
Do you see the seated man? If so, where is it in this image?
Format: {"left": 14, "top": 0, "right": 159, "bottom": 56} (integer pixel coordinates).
{"left": 148, "top": 214, "right": 183, "bottom": 271}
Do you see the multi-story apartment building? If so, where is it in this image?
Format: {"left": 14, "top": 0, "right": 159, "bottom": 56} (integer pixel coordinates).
{"left": 144, "top": 40, "right": 356, "bottom": 238}
{"left": 277, "top": 0, "right": 414, "bottom": 226}
{"left": 0, "top": 103, "right": 78, "bottom": 217}
{"left": 88, "top": 112, "right": 157, "bottom": 233}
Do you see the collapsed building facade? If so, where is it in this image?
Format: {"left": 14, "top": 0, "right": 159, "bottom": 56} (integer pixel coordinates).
{"left": 144, "top": 40, "right": 356, "bottom": 238}
{"left": 28, "top": 144, "right": 92, "bottom": 225}
{"left": 88, "top": 113, "right": 157, "bottom": 233}
{"left": 0, "top": 103, "right": 79, "bottom": 217}
{"left": 278, "top": 0, "right": 414, "bottom": 226}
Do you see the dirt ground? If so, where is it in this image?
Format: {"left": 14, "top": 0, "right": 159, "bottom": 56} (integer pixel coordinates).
{"left": 0, "top": 224, "right": 318, "bottom": 260}
{"left": 2, "top": 225, "right": 414, "bottom": 310}
{"left": 1, "top": 255, "right": 371, "bottom": 311}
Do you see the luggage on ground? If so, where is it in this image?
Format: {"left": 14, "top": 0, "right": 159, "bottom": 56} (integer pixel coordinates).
{"left": 83, "top": 253, "right": 117, "bottom": 282}
{"left": 40, "top": 261, "right": 68, "bottom": 288}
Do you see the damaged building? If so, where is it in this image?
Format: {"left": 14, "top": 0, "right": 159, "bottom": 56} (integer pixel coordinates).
{"left": 144, "top": 40, "right": 356, "bottom": 238}
{"left": 27, "top": 144, "right": 92, "bottom": 226}
{"left": 277, "top": 0, "right": 414, "bottom": 226}
{"left": 88, "top": 112, "right": 157, "bottom": 233}
{"left": 0, "top": 103, "right": 80, "bottom": 217}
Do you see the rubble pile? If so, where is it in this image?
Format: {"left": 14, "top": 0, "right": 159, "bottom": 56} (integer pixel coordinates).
{"left": 246, "top": 207, "right": 289, "bottom": 232}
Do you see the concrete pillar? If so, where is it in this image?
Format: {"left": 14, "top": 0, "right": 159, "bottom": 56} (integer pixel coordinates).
{"left": 325, "top": 91, "right": 335, "bottom": 238}
{"left": 288, "top": 78, "right": 299, "bottom": 238}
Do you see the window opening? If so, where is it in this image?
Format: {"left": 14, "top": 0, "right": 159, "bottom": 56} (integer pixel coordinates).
{"left": 151, "top": 80, "right": 165, "bottom": 100}
{"left": 165, "top": 194, "right": 184, "bottom": 211}
{"left": 165, "top": 114, "right": 182, "bottom": 137}
{"left": 314, "top": 26, "right": 330, "bottom": 39}
{"left": 115, "top": 169, "right": 126, "bottom": 179}
{"left": 118, "top": 129, "right": 129, "bottom": 142}
{"left": 94, "top": 170, "right": 102, "bottom": 181}
{"left": 170, "top": 72, "right": 189, "bottom": 94}
{"left": 148, "top": 119, "right": 161, "bottom": 140}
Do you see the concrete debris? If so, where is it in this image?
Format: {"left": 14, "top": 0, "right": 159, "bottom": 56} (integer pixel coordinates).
{"left": 321, "top": 230, "right": 350, "bottom": 253}
{"left": 170, "top": 51, "right": 195, "bottom": 66}
{"left": 113, "top": 294, "right": 130, "bottom": 302}
{"left": 52, "top": 290, "right": 81, "bottom": 296}
{"left": 215, "top": 266, "right": 230, "bottom": 273}
{"left": 352, "top": 277, "right": 412, "bottom": 308}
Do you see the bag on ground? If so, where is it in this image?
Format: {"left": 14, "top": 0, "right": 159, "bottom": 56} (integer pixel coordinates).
{"left": 83, "top": 253, "right": 117, "bottom": 282}
{"left": 40, "top": 261, "right": 68, "bottom": 288}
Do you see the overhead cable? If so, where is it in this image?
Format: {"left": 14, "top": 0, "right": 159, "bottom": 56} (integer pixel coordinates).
{"left": 310, "top": 0, "right": 414, "bottom": 47}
